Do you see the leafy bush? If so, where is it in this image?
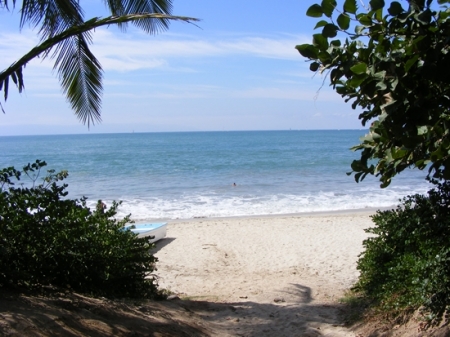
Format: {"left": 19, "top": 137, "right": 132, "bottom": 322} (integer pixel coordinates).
{"left": 0, "top": 160, "right": 158, "bottom": 298}
{"left": 299, "top": 0, "right": 450, "bottom": 187}
{"left": 355, "top": 180, "right": 450, "bottom": 323}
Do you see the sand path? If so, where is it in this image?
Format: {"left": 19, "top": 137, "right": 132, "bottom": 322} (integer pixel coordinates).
{"left": 154, "top": 212, "right": 374, "bottom": 337}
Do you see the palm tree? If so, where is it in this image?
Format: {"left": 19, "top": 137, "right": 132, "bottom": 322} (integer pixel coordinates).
{"left": 0, "top": 0, "right": 197, "bottom": 126}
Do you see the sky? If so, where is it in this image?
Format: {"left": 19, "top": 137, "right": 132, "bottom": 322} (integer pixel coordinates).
{"left": 0, "top": 1, "right": 368, "bottom": 136}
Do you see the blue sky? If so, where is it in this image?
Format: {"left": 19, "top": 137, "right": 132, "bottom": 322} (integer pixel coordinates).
{"left": 0, "top": 1, "right": 367, "bottom": 136}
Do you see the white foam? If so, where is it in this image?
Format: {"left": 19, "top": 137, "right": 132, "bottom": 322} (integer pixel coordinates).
{"left": 88, "top": 182, "right": 430, "bottom": 220}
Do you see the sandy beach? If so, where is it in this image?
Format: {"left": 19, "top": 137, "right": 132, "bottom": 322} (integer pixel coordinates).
{"left": 4, "top": 210, "right": 446, "bottom": 336}
{"left": 153, "top": 211, "right": 376, "bottom": 337}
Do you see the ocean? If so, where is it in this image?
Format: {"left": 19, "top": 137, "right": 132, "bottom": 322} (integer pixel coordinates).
{"left": 0, "top": 130, "right": 431, "bottom": 221}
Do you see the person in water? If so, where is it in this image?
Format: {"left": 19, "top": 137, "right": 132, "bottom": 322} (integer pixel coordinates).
{"left": 97, "top": 200, "right": 106, "bottom": 212}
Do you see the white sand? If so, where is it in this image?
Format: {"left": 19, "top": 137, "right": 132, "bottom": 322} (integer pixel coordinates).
{"left": 153, "top": 211, "right": 375, "bottom": 336}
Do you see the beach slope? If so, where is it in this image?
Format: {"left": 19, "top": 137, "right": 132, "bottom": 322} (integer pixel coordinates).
{"left": 154, "top": 212, "right": 374, "bottom": 336}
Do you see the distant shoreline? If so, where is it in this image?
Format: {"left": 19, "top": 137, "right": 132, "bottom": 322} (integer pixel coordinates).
{"left": 0, "top": 128, "right": 370, "bottom": 138}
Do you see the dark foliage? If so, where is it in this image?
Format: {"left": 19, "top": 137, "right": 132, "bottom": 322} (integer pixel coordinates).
{"left": 0, "top": 160, "right": 158, "bottom": 298}
{"left": 299, "top": 0, "right": 450, "bottom": 187}
{"left": 355, "top": 180, "right": 450, "bottom": 323}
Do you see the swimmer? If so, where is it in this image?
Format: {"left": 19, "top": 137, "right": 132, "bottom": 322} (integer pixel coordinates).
{"left": 97, "top": 200, "right": 106, "bottom": 212}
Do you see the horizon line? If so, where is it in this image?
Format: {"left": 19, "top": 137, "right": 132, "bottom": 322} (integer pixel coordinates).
{"left": 0, "top": 128, "right": 369, "bottom": 137}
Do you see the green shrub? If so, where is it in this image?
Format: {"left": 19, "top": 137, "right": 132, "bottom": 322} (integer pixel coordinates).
{"left": 0, "top": 160, "right": 158, "bottom": 298}
{"left": 355, "top": 180, "right": 450, "bottom": 323}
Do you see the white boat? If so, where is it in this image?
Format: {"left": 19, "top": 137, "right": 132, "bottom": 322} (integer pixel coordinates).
{"left": 124, "top": 223, "right": 167, "bottom": 243}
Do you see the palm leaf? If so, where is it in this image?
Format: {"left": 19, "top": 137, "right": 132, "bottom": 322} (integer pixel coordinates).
{"left": 20, "top": 0, "right": 84, "bottom": 36}
{"left": 104, "top": 0, "right": 174, "bottom": 33}
{"left": 54, "top": 33, "right": 102, "bottom": 126}
{"left": 0, "top": 1, "right": 17, "bottom": 10}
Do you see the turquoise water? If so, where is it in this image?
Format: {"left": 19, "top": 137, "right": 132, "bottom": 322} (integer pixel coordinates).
{"left": 0, "top": 130, "right": 430, "bottom": 220}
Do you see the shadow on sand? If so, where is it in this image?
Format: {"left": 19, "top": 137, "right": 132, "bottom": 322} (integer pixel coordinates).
{"left": 151, "top": 237, "right": 176, "bottom": 254}
{"left": 174, "top": 282, "right": 351, "bottom": 337}
{"left": 0, "top": 283, "right": 354, "bottom": 337}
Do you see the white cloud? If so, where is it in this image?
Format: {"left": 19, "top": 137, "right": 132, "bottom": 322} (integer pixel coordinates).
{"left": 103, "top": 83, "right": 222, "bottom": 99}
{"left": 90, "top": 29, "right": 307, "bottom": 71}
{"left": 1, "top": 27, "right": 308, "bottom": 74}
{"left": 1, "top": 28, "right": 307, "bottom": 75}
{"left": 218, "top": 37, "right": 300, "bottom": 60}
{"left": 100, "top": 56, "right": 167, "bottom": 72}
{"left": 0, "top": 30, "right": 39, "bottom": 64}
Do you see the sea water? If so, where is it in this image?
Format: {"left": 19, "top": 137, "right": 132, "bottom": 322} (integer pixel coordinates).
{"left": 0, "top": 130, "right": 430, "bottom": 220}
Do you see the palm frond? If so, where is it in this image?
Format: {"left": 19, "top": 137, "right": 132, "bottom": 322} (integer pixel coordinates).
{"left": 54, "top": 33, "right": 102, "bottom": 127}
{"left": 19, "top": 0, "right": 84, "bottom": 40}
{"left": 0, "top": 63, "right": 25, "bottom": 103}
{"left": 39, "top": 0, "right": 85, "bottom": 37}
{"left": 104, "top": 0, "right": 174, "bottom": 33}
{"left": 1, "top": 0, "right": 17, "bottom": 10}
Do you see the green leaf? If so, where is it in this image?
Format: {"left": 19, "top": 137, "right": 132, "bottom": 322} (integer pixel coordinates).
{"left": 388, "top": 1, "right": 404, "bottom": 15}
{"left": 321, "top": 0, "right": 337, "bottom": 17}
{"left": 310, "top": 62, "right": 320, "bottom": 71}
{"left": 415, "top": 159, "right": 426, "bottom": 167}
{"left": 295, "top": 44, "right": 319, "bottom": 59}
{"left": 431, "top": 148, "right": 444, "bottom": 161}
{"left": 330, "top": 68, "right": 343, "bottom": 82}
{"left": 370, "top": 0, "right": 385, "bottom": 11}
{"left": 398, "top": 12, "right": 410, "bottom": 23}
{"left": 330, "top": 39, "right": 341, "bottom": 47}
{"left": 405, "top": 55, "right": 420, "bottom": 72}
{"left": 392, "top": 148, "right": 407, "bottom": 159}
{"left": 344, "top": 0, "right": 357, "bottom": 14}
{"left": 313, "top": 34, "right": 329, "bottom": 51}
{"left": 11, "top": 72, "right": 18, "bottom": 85}
{"left": 335, "top": 85, "right": 347, "bottom": 94}
{"left": 348, "top": 73, "right": 368, "bottom": 87}
{"left": 358, "top": 14, "right": 373, "bottom": 26}
{"left": 351, "top": 160, "right": 364, "bottom": 171}
{"left": 380, "top": 180, "right": 390, "bottom": 188}
{"left": 322, "top": 24, "right": 338, "bottom": 38}
{"left": 3, "top": 77, "right": 8, "bottom": 100}
{"left": 306, "top": 4, "right": 323, "bottom": 18}
{"left": 350, "top": 63, "right": 368, "bottom": 74}
{"left": 417, "top": 9, "right": 432, "bottom": 24}
{"left": 314, "top": 20, "right": 329, "bottom": 29}
{"left": 373, "top": 70, "right": 386, "bottom": 79}
{"left": 15, "top": 67, "right": 24, "bottom": 92}
{"left": 337, "top": 14, "right": 350, "bottom": 30}
{"left": 417, "top": 125, "right": 428, "bottom": 135}
{"left": 374, "top": 8, "right": 383, "bottom": 22}
{"left": 355, "top": 25, "right": 366, "bottom": 34}
{"left": 390, "top": 77, "right": 399, "bottom": 90}
{"left": 318, "top": 51, "right": 332, "bottom": 63}
{"left": 376, "top": 81, "right": 387, "bottom": 90}
{"left": 354, "top": 172, "right": 365, "bottom": 181}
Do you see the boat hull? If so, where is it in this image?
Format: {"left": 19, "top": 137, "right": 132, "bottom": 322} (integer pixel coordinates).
{"left": 124, "top": 223, "right": 167, "bottom": 243}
